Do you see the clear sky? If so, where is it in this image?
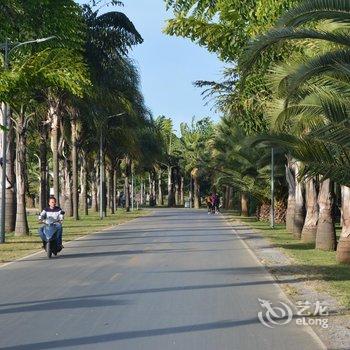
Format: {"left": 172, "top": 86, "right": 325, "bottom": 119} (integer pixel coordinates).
{"left": 78, "top": 1, "right": 224, "bottom": 132}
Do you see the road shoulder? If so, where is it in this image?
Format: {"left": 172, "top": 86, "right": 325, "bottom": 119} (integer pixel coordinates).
{"left": 222, "top": 215, "right": 350, "bottom": 350}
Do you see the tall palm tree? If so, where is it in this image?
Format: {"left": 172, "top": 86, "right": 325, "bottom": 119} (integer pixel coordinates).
{"left": 180, "top": 117, "right": 214, "bottom": 209}
{"left": 242, "top": 0, "right": 350, "bottom": 261}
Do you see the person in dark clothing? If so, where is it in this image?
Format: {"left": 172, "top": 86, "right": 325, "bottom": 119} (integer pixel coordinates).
{"left": 38, "top": 197, "right": 64, "bottom": 249}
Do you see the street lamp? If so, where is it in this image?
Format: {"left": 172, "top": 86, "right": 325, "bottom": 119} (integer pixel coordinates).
{"left": 0, "top": 36, "right": 55, "bottom": 244}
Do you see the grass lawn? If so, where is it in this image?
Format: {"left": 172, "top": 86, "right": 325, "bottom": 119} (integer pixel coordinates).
{"left": 225, "top": 213, "right": 350, "bottom": 308}
{"left": 0, "top": 209, "right": 149, "bottom": 264}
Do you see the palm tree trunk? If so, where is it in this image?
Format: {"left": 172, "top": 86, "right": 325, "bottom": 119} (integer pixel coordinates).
{"left": 336, "top": 186, "right": 350, "bottom": 263}
{"left": 228, "top": 187, "right": 234, "bottom": 209}
{"left": 285, "top": 162, "right": 296, "bottom": 233}
{"left": 79, "top": 155, "right": 88, "bottom": 215}
{"left": 189, "top": 175, "right": 193, "bottom": 208}
{"left": 192, "top": 168, "right": 200, "bottom": 209}
{"left": 293, "top": 161, "right": 305, "bottom": 239}
{"left": 224, "top": 187, "right": 228, "bottom": 209}
{"left": 180, "top": 176, "right": 184, "bottom": 206}
{"left": 0, "top": 109, "right": 16, "bottom": 232}
{"left": 109, "top": 167, "right": 115, "bottom": 214}
{"left": 113, "top": 168, "right": 117, "bottom": 212}
{"left": 71, "top": 116, "right": 79, "bottom": 220}
{"left": 175, "top": 168, "right": 180, "bottom": 206}
{"left": 14, "top": 113, "right": 29, "bottom": 236}
{"left": 301, "top": 178, "right": 318, "bottom": 243}
{"left": 92, "top": 163, "right": 99, "bottom": 212}
{"left": 124, "top": 175, "right": 130, "bottom": 211}
{"left": 140, "top": 180, "right": 144, "bottom": 205}
{"left": 167, "top": 165, "right": 174, "bottom": 207}
{"left": 241, "top": 193, "right": 249, "bottom": 217}
{"left": 158, "top": 170, "right": 163, "bottom": 205}
{"left": 63, "top": 158, "right": 73, "bottom": 217}
{"left": 124, "top": 157, "right": 130, "bottom": 212}
{"left": 316, "top": 178, "right": 336, "bottom": 251}
{"left": 103, "top": 167, "right": 107, "bottom": 217}
{"left": 152, "top": 175, "right": 156, "bottom": 206}
{"left": 39, "top": 121, "right": 49, "bottom": 212}
{"left": 49, "top": 104, "right": 60, "bottom": 205}
{"left": 93, "top": 162, "right": 100, "bottom": 213}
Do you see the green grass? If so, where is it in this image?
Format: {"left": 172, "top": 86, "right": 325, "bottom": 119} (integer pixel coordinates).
{"left": 0, "top": 210, "right": 149, "bottom": 264}
{"left": 226, "top": 213, "right": 350, "bottom": 308}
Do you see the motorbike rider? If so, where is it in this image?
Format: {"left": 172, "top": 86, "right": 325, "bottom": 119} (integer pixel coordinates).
{"left": 38, "top": 196, "right": 64, "bottom": 250}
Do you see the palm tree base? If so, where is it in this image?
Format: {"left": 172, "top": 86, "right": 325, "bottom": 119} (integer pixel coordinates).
{"left": 286, "top": 213, "right": 295, "bottom": 233}
{"left": 315, "top": 221, "right": 336, "bottom": 251}
{"left": 336, "top": 238, "right": 350, "bottom": 264}
{"left": 301, "top": 227, "right": 317, "bottom": 243}
{"left": 293, "top": 212, "right": 304, "bottom": 239}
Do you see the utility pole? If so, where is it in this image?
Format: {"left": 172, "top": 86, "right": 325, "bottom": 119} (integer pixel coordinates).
{"left": 0, "top": 40, "right": 8, "bottom": 243}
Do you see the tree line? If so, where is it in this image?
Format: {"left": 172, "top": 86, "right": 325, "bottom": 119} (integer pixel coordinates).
{"left": 0, "top": 0, "right": 217, "bottom": 240}
{"left": 164, "top": 0, "right": 350, "bottom": 264}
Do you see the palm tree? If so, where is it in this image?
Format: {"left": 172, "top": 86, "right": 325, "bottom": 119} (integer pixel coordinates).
{"left": 155, "top": 116, "right": 180, "bottom": 207}
{"left": 242, "top": 0, "right": 350, "bottom": 260}
{"left": 180, "top": 117, "right": 214, "bottom": 209}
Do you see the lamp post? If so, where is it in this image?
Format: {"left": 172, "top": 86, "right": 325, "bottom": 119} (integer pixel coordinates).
{"left": 270, "top": 147, "right": 275, "bottom": 229}
{"left": 0, "top": 36, "right": 55, "bottom": 244}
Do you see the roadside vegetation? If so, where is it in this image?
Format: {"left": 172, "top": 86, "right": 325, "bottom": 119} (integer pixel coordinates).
{"left": 0, "top": 1, "right": 215, "bottom": 245}
{"left": 164, "top": 0, "right": 350, "bottom": 266}
{"left": 225, "top": 213, "right": 350, "bottom": 307}
{"left": 0, "top": 210, "right": 149, "bottom": 264}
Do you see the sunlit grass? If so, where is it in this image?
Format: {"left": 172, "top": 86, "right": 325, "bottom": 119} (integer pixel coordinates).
{"left": 225, "top": 212, "right": 350, "bottom": 308}
{"left": 0, "top": 209, "right": 149, "bottom": 264}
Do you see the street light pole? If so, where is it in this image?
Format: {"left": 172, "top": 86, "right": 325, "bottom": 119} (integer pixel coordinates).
{"left": 0, "top": 36, "right": 55, "bottom": 243}
{"left": 270, "top": 147, "right": 275, "bottom": 229}
{"left": 0, "top": 40, "right": 9, "bottom": 244}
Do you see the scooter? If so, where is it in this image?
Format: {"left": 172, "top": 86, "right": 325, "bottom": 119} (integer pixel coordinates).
{"left": 40, "top": 217, "right": 63, "bottom": 259}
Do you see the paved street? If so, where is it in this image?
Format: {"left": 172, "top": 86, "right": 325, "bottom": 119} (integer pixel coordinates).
{"left": 0, "top": 209, "right": 323, "bottom": 350}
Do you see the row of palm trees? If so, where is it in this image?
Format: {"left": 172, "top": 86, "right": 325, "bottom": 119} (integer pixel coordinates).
{"left": 0, "top": 0, "right": 217, "bottom": 240}
{"left": 0, "top": 1, "right": 165, "bottom": 237}
{"left": 239, "top": 0, "right": 350, "bottom": 263}
{"left": 164, "top": 0, "right": 350, "bottom": 264}
{"left": 209, "top": 0, "right": 350, "bottom": 264}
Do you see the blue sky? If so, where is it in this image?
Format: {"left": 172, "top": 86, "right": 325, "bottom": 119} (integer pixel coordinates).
{"left": 78, "top": 1, "right": 224, "bottom": 132}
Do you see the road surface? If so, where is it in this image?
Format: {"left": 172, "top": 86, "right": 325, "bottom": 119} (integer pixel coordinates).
{"left": 0, "top": 209, "right": 323, "bottom": 350}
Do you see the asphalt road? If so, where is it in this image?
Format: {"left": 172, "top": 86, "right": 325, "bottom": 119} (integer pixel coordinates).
{"left": 0, "top": 209, "right": 324, "bottom": 350}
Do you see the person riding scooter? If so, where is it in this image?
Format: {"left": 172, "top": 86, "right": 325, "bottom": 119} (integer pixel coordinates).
{"left": 38, "top": 196, "right": 64, "bottom": 251}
